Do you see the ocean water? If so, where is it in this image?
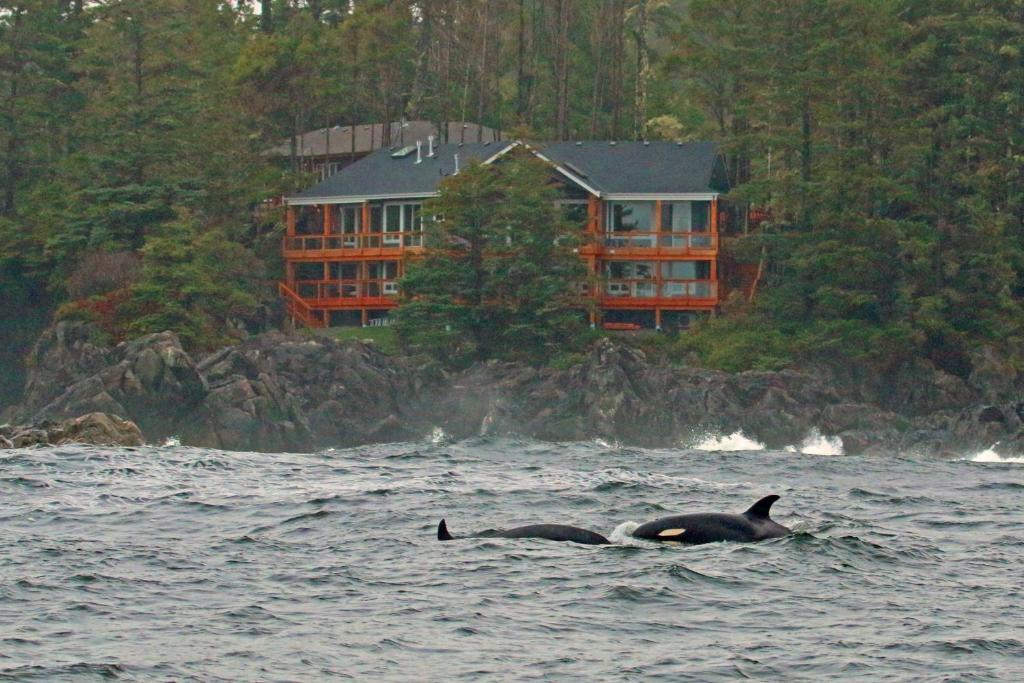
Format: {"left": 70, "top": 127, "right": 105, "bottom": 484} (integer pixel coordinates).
{"left": 1, "top": 436, "right": 1022, "bottom": 681}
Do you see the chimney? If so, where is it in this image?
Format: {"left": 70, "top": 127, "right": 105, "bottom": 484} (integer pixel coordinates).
{"left": 454, "top": 153, "right": 460, "bottom": 175}
{"left": 427, "top": 135, "right": 435, "bottom": 157}
{"left": 415, "top": 140, "right": 422, "bottom": 164}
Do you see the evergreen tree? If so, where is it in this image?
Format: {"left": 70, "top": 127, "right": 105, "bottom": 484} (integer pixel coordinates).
{"left": 394, "top": 156, "right": 588, "bottom": 365}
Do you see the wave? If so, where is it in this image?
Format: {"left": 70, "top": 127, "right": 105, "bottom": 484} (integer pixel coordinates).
{"left": 785, "top": 429, "right": 844, "bottom": 456}
{"left": 691, "top": 430, "right": 765, "bottom": 452}
{"left": 426, "top": 426, "right": 449, "bottom": 444}
{"left": 967, "top": 446, "right": 1024, "bottom": 464}
{"left": 609, "top": 521, "right": 643, "bottom": 545}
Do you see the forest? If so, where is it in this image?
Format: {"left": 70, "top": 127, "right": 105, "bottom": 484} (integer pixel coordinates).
{"left": 1, "top": 0, "right": 1022, "bottom": 401}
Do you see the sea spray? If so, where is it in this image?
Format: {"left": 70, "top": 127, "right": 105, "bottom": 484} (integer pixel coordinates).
{"left": 785, "top": 429, "right": 844, "bottom": 456}
{"left": 969, "top": 446, "right": 1024, "bottom": 464}
{"left": 692, "top": 430, "right": 766, "bottom": 452}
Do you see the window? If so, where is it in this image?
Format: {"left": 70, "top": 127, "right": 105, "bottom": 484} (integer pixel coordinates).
{"left": 367, "top": 261, "right": 399, "bottom": 279}
{"left": 607, "top": 261, "right": 655, "bottom": 279}
{"left": 295, "top": 206, "right": 323, "bottom": 235}
{"left": 661, "top": 201, "right": 711, "bottom": 233}
{"left": 332, "top": 205, "right": 361, "bottom": 246}
{"left": 382, "top": 202, "right": 422, "bottom": 245}
{"left": 608, "top": 202, "right": 653, "bottom": 232}
{"left": 661, "top": 261, "right": 711, "bottom": 279}
{"left": 328, "top": 262, "right": 359, "bottom": 280}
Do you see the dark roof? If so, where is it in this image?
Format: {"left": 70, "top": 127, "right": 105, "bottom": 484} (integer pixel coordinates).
{"left": 537, "top": 141, "right": 722, "bottom": 195}
{"left": 267, "top": 120, "right": 502, "bottom": 158}
{"left": 290, "top": 141, "right": 516, "bottom": 201}
{"left": 288, "top": 140, "right": 725, "bottom": 202}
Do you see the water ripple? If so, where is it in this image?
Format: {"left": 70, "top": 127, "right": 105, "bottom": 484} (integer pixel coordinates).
{"left": 0, "top": 439, "right": 1020, "bottom": 680}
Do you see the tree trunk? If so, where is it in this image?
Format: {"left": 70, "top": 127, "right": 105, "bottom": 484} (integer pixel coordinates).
{"left": 260, "top": 0, "right": 273, "bottom": 33}
{"left": 554, "top": 0, "right": 571, "bottom": 140}
{"left": 633, "top": 0, "right": 649, "bottom": 140}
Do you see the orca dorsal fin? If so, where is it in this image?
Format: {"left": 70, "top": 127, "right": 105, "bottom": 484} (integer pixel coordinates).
{"left": 438, "top": 519, "right": 454, "bottom": 541}
{"left": 744, "top": 495, "right": 780, "bottom": 519}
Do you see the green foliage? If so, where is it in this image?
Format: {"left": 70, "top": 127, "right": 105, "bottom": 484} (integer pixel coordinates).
{"left": 393, "top": 157, "right": 589, "bottom": 366}
{"left": 122, "top": 212, "right": 266, "bottom": 351}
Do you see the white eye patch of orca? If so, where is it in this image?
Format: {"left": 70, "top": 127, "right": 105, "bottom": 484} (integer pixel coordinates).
{"left": 657, "top": 528, "right": 686, "bottom": 538}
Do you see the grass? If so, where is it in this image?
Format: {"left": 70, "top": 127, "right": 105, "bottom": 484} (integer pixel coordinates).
{"left": 307, "top": 325, "right": 399, "bottom": 354}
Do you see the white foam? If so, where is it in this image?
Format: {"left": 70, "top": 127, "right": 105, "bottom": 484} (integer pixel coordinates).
{"left": 693, "top": 431, "right": 765, "bottom": 452}
{"left": 789, "top": 429, "right": 844, "bottom": 456}
{"left": 969, "top": 446, "right": 1024, "bottom": 464}
{"left": 609, "top": 521, "right": 644, "bottom": 545}
{"left": 161, "top": 436, "right": 181, "bottom": 448}
{"left": 426, "top": 427, "right": 449, "bottom": 444}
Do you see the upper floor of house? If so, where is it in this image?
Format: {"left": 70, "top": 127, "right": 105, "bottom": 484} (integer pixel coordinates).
{"left": 282, "top": 139, "right": 729, "bottom": 260}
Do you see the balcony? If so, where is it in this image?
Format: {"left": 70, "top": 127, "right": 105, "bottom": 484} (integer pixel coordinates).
{"left": 283, "top": 232, "right": 425, "bottom": 258}
{"left": 292, "top": 278, "right": 400, "bottom": 308}
{"left": 597, "top": 231, "right": 717, "bottom": 256}
{"left": 601, "top": 278, "right": 718, "bottom": 308}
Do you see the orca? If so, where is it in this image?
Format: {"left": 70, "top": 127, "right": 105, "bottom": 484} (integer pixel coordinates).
{"left": 437, "top": 519, "right": 610, "bottom": 545}
{"left": 631, "top": 494, "right": 791, "bottom": 545}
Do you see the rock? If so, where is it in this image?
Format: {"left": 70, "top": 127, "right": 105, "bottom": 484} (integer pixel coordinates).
{"left": 11, "top": 323, "right": 1024, "bottom": 453}
{"left": 20, "top": 320, "right": 113, "bottom": 414}
{"left": 977, "top": 406, "right": 1005, "bottom": 424}
{"left": 31, "top": 331, "right": 208, "bottom": 440}
{"left": 51, "top": 413, "right": 145, "bottom": 447}
{"left": 12, "top": 428, "right": 49, "bottom": 448}
{"left": 967, "top": 345, "right": 1022, "bottom": 402}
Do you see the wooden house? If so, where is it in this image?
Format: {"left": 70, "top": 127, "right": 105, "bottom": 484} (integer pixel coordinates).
{"left": 280, "top": 139, "right": 728, "bottom": 330}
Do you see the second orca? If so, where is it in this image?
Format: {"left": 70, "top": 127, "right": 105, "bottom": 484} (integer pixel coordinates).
{"left": 437, "top": 519, "right": 610, "bottom": 545}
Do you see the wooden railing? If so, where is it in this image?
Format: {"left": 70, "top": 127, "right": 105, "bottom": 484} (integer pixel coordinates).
{"left": 278, "top": 281, "right": 326, "bottom": 328}
{"left": 600, "top": 231, "right": 717, "bottom": 250}
{"left": 602, "top": 278, "right": 718, "bottom": 303}
{"left": 293, "top": 278, "right": 399, "bottom": 306}
{"left": 284, "top": 231, "right": 425, "bottom": 254}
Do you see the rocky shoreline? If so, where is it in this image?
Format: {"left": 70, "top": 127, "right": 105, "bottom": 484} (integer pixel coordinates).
{"left": 2, "top": 320, "right": 1022, "bottom": 455}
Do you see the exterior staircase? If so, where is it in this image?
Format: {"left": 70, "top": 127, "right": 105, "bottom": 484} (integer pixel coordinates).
{"left": 278, "top": 282, "right": 326, "bottom": 328}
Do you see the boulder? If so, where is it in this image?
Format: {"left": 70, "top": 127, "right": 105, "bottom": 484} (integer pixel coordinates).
{"left": 32, "top": 332, "right": 208, "bottom": 440}
{"left": 20, "top": 320, "right": 112, "bottom": 415}
{"left": 50, "top": 412, "right": 145, "bottom": 447}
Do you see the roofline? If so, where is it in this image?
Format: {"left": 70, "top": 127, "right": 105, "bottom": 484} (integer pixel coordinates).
{"left": 603, "top": 192, "right": 720, "bottom": 201}
{"left": 528, "top": 146, "right": 603, "bottom": 197}
{"left": 287, "top": 192, "right": 438, "bottom": 206}
{"left": 482, "top": 140, "right": 521, "bottom": 164}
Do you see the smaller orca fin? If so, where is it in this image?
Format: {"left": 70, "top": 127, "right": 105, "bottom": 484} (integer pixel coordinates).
{"left": 744, "top": 495, "right": 780, "bottom": 519}
{"left": 437, "top": 519, "right": 454, "bottom": 541}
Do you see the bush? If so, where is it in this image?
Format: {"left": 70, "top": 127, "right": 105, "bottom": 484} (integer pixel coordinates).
{"left": 64, "top": 251, "right": 142, "bottom": 299}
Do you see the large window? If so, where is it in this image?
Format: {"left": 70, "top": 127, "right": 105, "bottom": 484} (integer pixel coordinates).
{"left": 606, "top": 261, "right": 656, "bottom": 297}
{"left": 661, "top": 201, "right": 710, "bottom": 232}
{"left": 382, "top": 202, "right": 422, "bottom": 246}
{"left": 295, "top": 206, "right": 323, "bottom": 235}
{"left": 331, "top": 204, "right": 361, "bottom": 247}
{"left": 660, "top": 261, "right": 710, "bottom": 279}
{"left": 608, "top": 202, "right": 653, "bottom": 232}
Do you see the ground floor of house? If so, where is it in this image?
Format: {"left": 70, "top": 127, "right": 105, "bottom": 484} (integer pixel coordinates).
{"left": 281, "top": 255, "right": 720, "bottom": 331}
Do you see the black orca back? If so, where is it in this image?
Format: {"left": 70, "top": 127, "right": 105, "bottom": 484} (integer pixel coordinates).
{"left": 436, "top": 520, "right": 609, "bottom": 545}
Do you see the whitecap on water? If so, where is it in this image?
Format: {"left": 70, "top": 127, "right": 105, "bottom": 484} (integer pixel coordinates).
{"left": 968, "top": 446, "right": 1024, "bottom": 464}
{"left": 691, "top": 431, "right": 765, "bottom": 452}
{"left": 785, "top": 429, "right": 844, "bottom": 456}
{"left": 161, "top": 436, "right": 181, "bottom": 448}
{"left": 426, "top": 427, "right": 449, "bottom": 444}
{"left": 609, "top": 521, "right": 644, "bottom": 545}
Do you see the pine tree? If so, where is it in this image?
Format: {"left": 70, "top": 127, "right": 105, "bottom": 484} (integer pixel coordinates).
{"left": 394, "top": 156, "right": 587, "bottom": 365}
